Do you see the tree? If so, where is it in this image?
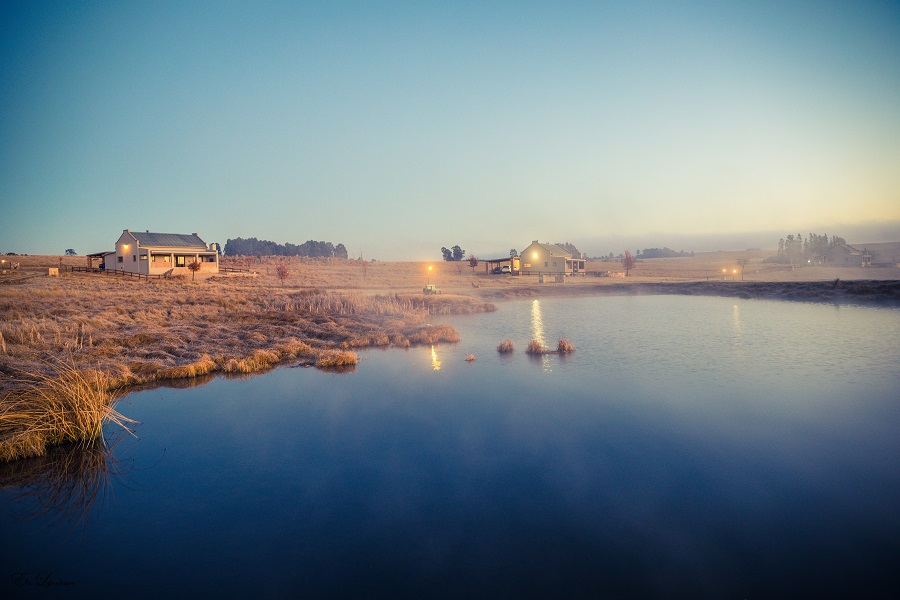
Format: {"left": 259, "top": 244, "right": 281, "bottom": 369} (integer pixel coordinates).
{"left": 441, "top": 247, "right": 453, "bottom": 261}
{"left": 469, "top": 255, "right": 478, "bottom": 273}
{"left": 622, "top": 250, "right": 636, "bottom": 276}
{"left": 65, "top": 248, "right": 77, "bottom": 256}
{"left": 275, "top": 264, "right": 290, "bottom": 287}
{"left": 187, "top": 260, "right": 201, "bottom": 282}
{"left": 452, "top": 245, "right": 464, "bottom": 261}
{"left": 510, "top": 248, "right": 517, "bottom": 258}
{"left": 737, "top": 257, "right": 750, "bottom": 281}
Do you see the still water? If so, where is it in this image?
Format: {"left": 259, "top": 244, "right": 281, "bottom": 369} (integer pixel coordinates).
{"left": 2, "top": 295, "right": 898, "bottom": 598}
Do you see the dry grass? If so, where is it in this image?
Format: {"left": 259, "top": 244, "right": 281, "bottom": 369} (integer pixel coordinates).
{"left": 0, "top": 357, "right": 136, "bottom": 462}
{"left": 315, "top": 351, "right": 359, "bottom": 369}
{"left": 497, "top": 339, "right": 515, "bottom": 353}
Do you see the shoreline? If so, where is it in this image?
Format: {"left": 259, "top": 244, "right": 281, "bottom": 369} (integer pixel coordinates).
{"left": 469, "top": 279, "right": 900, "bottom": 306}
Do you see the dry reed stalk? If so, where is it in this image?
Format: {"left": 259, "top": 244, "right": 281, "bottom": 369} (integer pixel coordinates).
{"left": 497, "top": 339, "right": 514, "bottom": 353}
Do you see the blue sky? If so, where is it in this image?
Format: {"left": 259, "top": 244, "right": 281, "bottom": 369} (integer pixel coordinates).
{"left": 1, "top": 0, "right": 898, "bottom": 259}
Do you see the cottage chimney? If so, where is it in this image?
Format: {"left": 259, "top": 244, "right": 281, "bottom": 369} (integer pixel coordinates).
{"left": 192, "top": 233, "right": 198, "bottom": 237}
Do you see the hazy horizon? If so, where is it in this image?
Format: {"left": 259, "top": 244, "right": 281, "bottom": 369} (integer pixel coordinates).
{"left": 2, "top": 1, "right": 898, "bottom": 261}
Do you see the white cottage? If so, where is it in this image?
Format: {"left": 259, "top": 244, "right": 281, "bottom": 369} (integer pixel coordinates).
{"left": 519, "top": 240, "right": 585, "bottom": 276}
{"left": 111, "top": 230, "right": 219, "bottom": 276}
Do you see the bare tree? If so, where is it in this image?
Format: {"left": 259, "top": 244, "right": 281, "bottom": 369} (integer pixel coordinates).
{"left": 275, "top": 264, "right": 290, "bottom": 287}
{"left": 187, "top": 260, "right": 202, "bottom": 282}
{"left": 737, "top": 257, "right": 750, "bottom": 281}
{"left": 622, "top": 250, "right": 636, "bottom": 276}
{"left": 469, "top": 255, "right": 478, "bottom": 273}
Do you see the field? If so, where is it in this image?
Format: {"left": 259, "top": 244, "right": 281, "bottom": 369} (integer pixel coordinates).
{"left": 2, "top": 251, "right": 897, "bottom": 461}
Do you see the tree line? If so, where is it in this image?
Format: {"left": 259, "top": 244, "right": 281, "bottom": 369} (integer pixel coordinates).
{"left": 636, "top": 247, "right": 693, "bottom": 259}
{"left": 224, "top": 237, "right": 348, "bottom": 258}
{"left": 774, "top": 233, "right": 846, "bottom": 264}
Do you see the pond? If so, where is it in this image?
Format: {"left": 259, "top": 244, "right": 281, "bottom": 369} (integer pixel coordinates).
{"left": 2, "top": 295, "right": 898, "bottom": 598}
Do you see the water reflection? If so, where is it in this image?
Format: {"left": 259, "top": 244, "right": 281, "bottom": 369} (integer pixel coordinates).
{"left": 732, "top": 303, "right": 742, "bottom": 338}
{"left": 530, "top": 299, "right": 545, "bottom": 346}
{"left": 530, "top": 299, "right": 552, "bottom": 371}
{"left": 0, "top": 432, "right": 136, "bottom": 531}
{"left": 430, "top": 344, "right": 441, "bottom": 371}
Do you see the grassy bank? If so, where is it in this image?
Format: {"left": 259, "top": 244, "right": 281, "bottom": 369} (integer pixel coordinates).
{"left": 0, "top": 273, "right": 494, "bottom": 461}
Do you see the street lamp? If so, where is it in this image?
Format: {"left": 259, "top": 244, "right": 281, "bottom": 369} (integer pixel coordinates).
{"left": 732, "top": 269, "right": 737, "bottom": 280}
{"left": 427, "top": 265, "right": 432, "bottom": 285}
{"left": 722, "top": 268, "right": 727, "bottom": 281}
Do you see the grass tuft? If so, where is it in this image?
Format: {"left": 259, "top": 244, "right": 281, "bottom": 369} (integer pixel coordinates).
{"left": 315, "top": 350, "right": 358, "bottom": 369}
{"left": 0, "top": 358, "right": 136, "bottom": 462}
{"left": 496, "top": 339, "right": 514, "bottom": 353}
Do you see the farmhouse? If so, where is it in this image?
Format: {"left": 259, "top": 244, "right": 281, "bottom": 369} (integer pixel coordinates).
{"left": 832, "top": 242, "right": 900, "bottom": 268}
{"left": 519, "top": 241, "right": 586, "bottom": 276}
{"left": 106, "top": 230, "right": 219, "bottom": 276}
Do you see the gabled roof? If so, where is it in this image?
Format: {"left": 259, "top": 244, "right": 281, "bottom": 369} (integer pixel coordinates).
{"left": 124, "top": 230, "right": 207, "bottom": 248}
{"left": 528, "top": 241, "right": 572, "bottom": 257}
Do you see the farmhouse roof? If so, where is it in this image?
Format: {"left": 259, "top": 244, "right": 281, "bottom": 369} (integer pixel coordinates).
{"left": 530, "top": 241, "right": 572, "bottom": 257}
{"left": 124, "top": 230, "right": 207, "bottom": 248}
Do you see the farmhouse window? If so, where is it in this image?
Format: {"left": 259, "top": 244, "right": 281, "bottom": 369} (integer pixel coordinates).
{"left": 133, "top": 255, "right": 136, "bottom": 262}
{"left": 140, "top": 255, "right": 148, "bottom": 260}
{"left": 544, "top": 261, "right": 548, "bottom": 268}
{"left": 117, "top": 256, "right": 123, "bottom": 263}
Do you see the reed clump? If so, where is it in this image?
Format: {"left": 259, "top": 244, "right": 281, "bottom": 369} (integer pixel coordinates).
{"left": 557, "top": 338, "right": 576, "bottom": 353}
{"left": 0, "top": 359, "right": 135, "bottom": 462}
{"left": 497, "top": 339, "right": 514, "bottom": 353}
{"left": 525, "top": 339, "right": 545, "bottom": 355}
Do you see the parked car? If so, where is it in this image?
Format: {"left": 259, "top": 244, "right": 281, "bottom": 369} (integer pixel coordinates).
{"left": 423, "top": 284, "right": 441, "bottom": 295}
{"left": 491, "top": 267, "right": 502, "bottom": 274}
{"left": 501, "top": 265, "right": 511, "bottom": 274}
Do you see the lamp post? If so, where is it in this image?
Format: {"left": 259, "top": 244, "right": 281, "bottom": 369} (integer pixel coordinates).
{"left": 427, "top": 265, "right": 432, "bottom": 285}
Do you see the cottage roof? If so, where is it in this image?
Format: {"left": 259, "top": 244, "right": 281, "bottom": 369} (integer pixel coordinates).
{"left": 125, "top": 230, "right": 207, "bottom": 248}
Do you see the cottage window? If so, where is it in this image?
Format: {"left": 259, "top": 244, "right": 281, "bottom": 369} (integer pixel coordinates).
{"left": 117, "top": 256, "right": 123, "bottom": 263}
{"left": 544, "top": 261, "right": 548, "bottom": 268}
{"left": 140, "top": 255, "right": 148, "bottom": 260}
{"left": 133, "top": 255, "right": 136, "bottom": 262}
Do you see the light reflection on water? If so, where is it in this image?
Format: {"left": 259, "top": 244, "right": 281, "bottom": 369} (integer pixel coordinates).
{"left": 1, "top": 295, "right": 897, "bottom": 598}
{"left": 430, "top": 344, "right": 441, "bottom": 371}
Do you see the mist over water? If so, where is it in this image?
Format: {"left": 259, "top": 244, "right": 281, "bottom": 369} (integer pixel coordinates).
{"left": 1, "top": 296, "right": 897, "bottom": 598}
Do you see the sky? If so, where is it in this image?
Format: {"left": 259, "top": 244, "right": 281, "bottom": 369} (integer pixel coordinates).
{"left": 1, "top": 0, "right": 898, "bottom": 260}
